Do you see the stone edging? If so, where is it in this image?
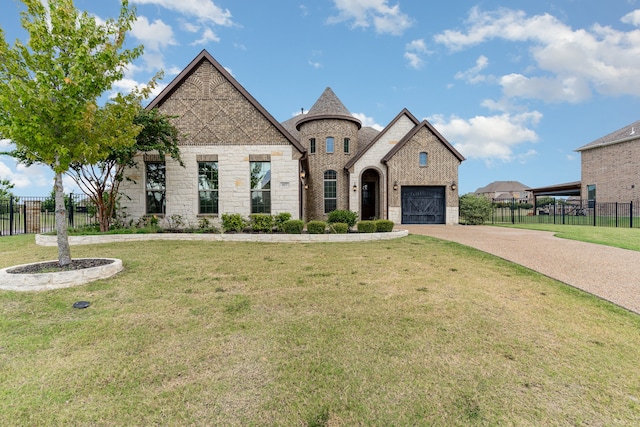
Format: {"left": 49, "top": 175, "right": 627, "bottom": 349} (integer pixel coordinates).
{"left": 35, "top": 230, "right": 409, "bottom": 246}
{"left": 0, "top": 258, "right": 124, "bottom": 292}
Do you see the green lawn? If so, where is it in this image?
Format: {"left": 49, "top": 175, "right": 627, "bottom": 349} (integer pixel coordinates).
{"left": 495, "top": 223, "right": 640, "bottom": 251}
{"left": 1, "top": 234, "right": 640, "bottom": 425}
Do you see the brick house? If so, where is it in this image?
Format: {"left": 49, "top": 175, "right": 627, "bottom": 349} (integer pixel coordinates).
{"left": 120, "top": 50, "right": 464, "bottom": 226}
{"left": 575, "top": 119, "right": 640, "bottom": 203}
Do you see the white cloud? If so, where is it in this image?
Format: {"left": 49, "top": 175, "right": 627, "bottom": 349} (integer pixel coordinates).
{"left": 428, "top": 111, "right": 542, "bottom": 162}
{"left": 455, "top": 55, "right": 490, "bottom": 84}
{"left": 434, "top": 7, "right": 640, "bottom": 101}
{"left": 131, "top": 0, "right": 233, "bottom": 26}
{"left": 131, "top": 16, "right": 177, "bottom": 52}
{"left": 328, "top": 0, "right": 412, "bottom": 35}
{"left": 352, "top": 112, "right": 383, "bottom": 131}
{"left": 191, "top": 27, "right": 220, "bottom": 45}
{"left": 404, "top": 39, "right": 429, "bottom": 69}
{"left": 621, "top": 9, "right": 640, "bottom": 26}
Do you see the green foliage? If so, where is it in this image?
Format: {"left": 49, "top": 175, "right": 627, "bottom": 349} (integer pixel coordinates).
{"left": 221, "top": 213, "right": 247, "bottom": 233}
{"left": 375, "top": 220, "right": 394, "bottom": 232}
{"left": 329, "top": 222, "right": 349, "bottom": 234}
{"left": 460, "top": 193, "right": 493, "bottom": 225}
{"left": 536, "top": 197, "right": 556, "bottom": 208}
{"left": 166, "top": 214, "right": 185, "bottom": 230}
{"left": 357, "top": 220, "right": 377, "bottom": 233}
{"left": 274, "top": 212, "right": 292, "bottom": 232}
{"left": 327, "top": 209, "right": 358, "bottom": 228}
{"left": 0, "top": 178, "right": 14, "bottom": 201}
{"left": 41, "top": 188, "right": 70, "bottom": 212}
{"left": 282, "top": 219, "right": 304, "bottom": 234}
{"left": 306, "top": 220, "right": 327, "bottom": 234}
{"left": 250, "top": 214, "right": 275, "bottom": 233}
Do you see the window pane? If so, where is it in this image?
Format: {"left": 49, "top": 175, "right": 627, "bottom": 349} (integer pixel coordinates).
{"left": 419, "top": 152, "right": 428, "bottom": 166}
{"left": 344, "top": 138, "right": 350, "bottom": 153}
{"left": 146, "top": 162, "right": 165, "bottom": 214}
{"left": 198, "top": 162, "right": 219, "bottom": 214}
{"left": 250, "top": 161, "right": 271, "bottom": 213}
{"left": 310, "top": 138, "right": 316, "bottom": 154}
{"left": 326, "top": 137, "right": 334, "bottom": 153}
{"left": 324, "top": 169, "right": 337, "bottom": 213}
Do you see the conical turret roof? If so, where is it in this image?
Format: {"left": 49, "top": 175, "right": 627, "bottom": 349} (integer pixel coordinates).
{"left": 296, "top": 87, "right": 361, "bottom": 130}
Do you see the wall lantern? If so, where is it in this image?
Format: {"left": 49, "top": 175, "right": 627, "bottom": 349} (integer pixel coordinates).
{"left": 353, "top": 184, "right": 357, "bottom": 192}
{"left": 304, "top": 184, "right": 309, "bottom": 189}
{"left": 393, "top": 182, "right": 398, "bottom": 191}
{"left": 450, "top": 181, "right": 457, "bottom": 191}
{"left": 300, "top": 170, "right": 306, "bottom": 179}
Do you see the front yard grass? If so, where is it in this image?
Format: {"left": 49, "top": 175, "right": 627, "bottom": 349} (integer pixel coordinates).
{"left": 1, "top": 234, "right": 640, "bottom": 425}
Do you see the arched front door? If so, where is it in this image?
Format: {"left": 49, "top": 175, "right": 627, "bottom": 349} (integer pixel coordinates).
{"left": 361, "top": 169, "right": 380, "bottom": 220}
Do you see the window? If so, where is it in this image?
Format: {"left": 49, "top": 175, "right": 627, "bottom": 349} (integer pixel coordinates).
{"left": 344, "top": 138, "right": 350, "bottom": 153}
{"left": 146, "top": 162, "right": 166, "bottom": 214}
{"left": 250, "top": 161, "right": 271, "bottom": 213}
{"left": 419, "top": 152, "right": 428, "bottom": 167}
{"left": 198, "top": 162, "right": 218, "bottom": 214}
{"left": 310, "top": 138, "right": 316, "bottom": 154}
{"left": 324, "top": 170, "right": 337, "bottom": 213}
{"left": 326, "top": 137, "right": 334, "bottom": 153}
{"left": 587, "top": 184, "right": 596, "bottom": 208}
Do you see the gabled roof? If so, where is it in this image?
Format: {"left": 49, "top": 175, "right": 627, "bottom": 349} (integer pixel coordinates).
{"left": 475, "top": 181, "right": 531, "bottom": 194}
{"left": 145, "top": 49, "right": 305, "bottom": 154}
{"left": 295, "top": 87, "right": 361, "bottom": 130}
{"left": 344, "top": 108, "right": 419, "bottom": 170}
{"left": 575, "top": 119, "right": 640, "bottom": 152}
{"left": 381, "top": 119, "right": 465, "bottom": 163}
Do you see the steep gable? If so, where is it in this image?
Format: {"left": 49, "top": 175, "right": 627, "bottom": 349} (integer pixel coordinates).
{"left": 146, "top": 50, "right": 304, "bottom": 153}
{"left": 382, "top": 119, "right": 464, "bottom": 163}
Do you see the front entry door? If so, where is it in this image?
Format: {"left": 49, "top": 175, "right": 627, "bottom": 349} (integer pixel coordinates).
{"left": 401, "top": 186, "right": 445, "bottom": 224}
{"left": 361, "top": 182, "right": 376, "bottom": 220}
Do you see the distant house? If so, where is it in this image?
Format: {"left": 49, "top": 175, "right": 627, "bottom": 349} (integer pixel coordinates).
{"left": 575, "top": 120, "right": 640, "bottom": 203}
{"left": 119, "top": 49, "right": 465, "bottom": 226}
{"left": 474, "top": 181, "right": 532, "bottom": 202}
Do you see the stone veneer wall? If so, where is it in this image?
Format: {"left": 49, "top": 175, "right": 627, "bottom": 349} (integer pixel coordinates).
{"left": 580, "top": 141, "right": 640, "bottom": 202}
{"left": 298, "top": 118, "right": 359, "bottom": 221}
{"left": 386, "top": 126, "right": 461, "bottom": 224}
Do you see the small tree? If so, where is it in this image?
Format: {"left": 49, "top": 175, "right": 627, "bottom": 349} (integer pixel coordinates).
{"left": 0, "top": 0, "right": 145, "bottom": 265}
{"left": 459, "top": 193, "right": 493, "bottom": 225}
{"left": 0, "top": 178, "right": 14, "bottom": 201}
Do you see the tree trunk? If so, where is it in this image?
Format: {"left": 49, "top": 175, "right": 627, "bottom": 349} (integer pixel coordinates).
{"left": 54, "top": 171, "right": 72, "bottom": 266}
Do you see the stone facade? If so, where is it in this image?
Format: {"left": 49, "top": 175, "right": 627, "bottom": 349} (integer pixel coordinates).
{"left": 120, "top": 49, "right": 465, "bottom": 226}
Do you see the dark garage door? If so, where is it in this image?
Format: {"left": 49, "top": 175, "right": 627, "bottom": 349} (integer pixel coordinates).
{"left": 401, "top": 186, "right": 445, "bottom": 224}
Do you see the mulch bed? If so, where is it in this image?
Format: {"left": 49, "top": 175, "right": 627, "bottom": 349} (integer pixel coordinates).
{"left": 8, "top": 259, "right": 114, "bottom": 274}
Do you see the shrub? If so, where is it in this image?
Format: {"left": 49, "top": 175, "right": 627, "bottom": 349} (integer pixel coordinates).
{"left": 327, "top": 209, "right": 358, "bottom": 228}
{"left": 282, "top": 219, "right": 304, "bottom": 234}
{"left": 250, "top": 214, "right": 275, "bottom": 233}
{"left": 459, "top": 193, "right": 493, "bottom": 225}
{"left": 306, "top": 220, "right": 327, "bottom": 234}
{"left": 329, "top": 222, "right": 348, "bottom": 234}
{"left": 357, "top": 220, "right": 377, "bottom": 233}
{"left": 221, "top": 213, "right": 247, "bottom": 232}
{"left": 375, "top": 219, "right": 394, "bottom": 232}
{"left": 274, "top": 212, "right": 292, "bottom": 232}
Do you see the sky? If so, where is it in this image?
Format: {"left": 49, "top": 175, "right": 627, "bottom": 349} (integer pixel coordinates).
{"left": 1, "top": 0, "right": 640, "bottom": 197}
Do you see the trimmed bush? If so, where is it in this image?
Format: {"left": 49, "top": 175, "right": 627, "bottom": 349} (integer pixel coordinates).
{"left": 221, "top": 213, "right": 247, "bottom": 233}
{"left": 357, "top": 220, "right": 377, "bottom": 233}
{"left": 306, "top": 220, "right": 327, "bottom": 234}
{"left": 250, "top": 214, "right": 275, "bottom": 233}
{"left": 329, "top": 222, "right": 348, "bottom": 234}
{"left": 327, "top": 209, "right": 358, "bottom": 228}
{"left": 282, "top": 219, "right": 304, "bottom": 234}
{"left": 274, "top": 212, "right": 292, "bottom": 232}
{"left": 459, "top": 193, "right": 493, "bottom": 225}
{"left": 375, "top": 219, "right": 394, "bottom": 232}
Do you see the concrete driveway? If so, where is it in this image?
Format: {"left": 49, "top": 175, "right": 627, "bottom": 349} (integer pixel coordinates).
{"left": 402, "top": 225, "right": 640, "bottom": 315}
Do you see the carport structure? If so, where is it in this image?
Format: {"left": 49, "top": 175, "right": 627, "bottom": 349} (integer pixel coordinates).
{"left": 529, "top": 181, "right": 581, "bottom": 215}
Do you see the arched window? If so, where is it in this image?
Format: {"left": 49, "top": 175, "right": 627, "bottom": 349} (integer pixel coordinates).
{"left": 324, "top": 170, "right": 337, "bottom": 213}
{"left": 419, "top": 152, "right": 428, "bottom": 167}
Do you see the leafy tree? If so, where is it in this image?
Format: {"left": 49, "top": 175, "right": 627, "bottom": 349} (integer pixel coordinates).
{"left": 67, "top": 107, "right": 181, "bottom": 232}
{"left": 0, "top": 0, "right": 145, "bottom": 265}
{"left": 0, "top": 178, "right": 14, "bottom": 201}
{"left": 459, "top": 193, "right": 493, "bottom": 225}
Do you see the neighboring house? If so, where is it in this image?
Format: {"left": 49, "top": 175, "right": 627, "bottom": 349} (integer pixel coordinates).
{"left": 474, "top": 181, "right": 532, "bottom": 202}
{"left": 575, "top": 119, "right": 640, "bottom": 203}
{"left": 120, "top": 50, "right": 465, "bottom": 226}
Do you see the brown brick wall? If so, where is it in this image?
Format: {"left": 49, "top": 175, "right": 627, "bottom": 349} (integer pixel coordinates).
{"left": 387, "top": 127, "right": 461, "bottom": 208}
{"left": 581, "top": 141, "right": 640, "bottom": 202}
{"left": 156, "top": 60, "right": 290, "bottom": 147}
{"left": 299, "top": 118, "right": 359, "bottom": 220}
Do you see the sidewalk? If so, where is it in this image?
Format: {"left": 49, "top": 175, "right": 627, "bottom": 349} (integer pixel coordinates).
{"left": 402, "top": 225, "right": 640, "bottom": 314}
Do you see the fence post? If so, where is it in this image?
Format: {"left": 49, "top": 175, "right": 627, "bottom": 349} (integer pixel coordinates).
{"left": 631, "top": 201, "right": 634, "bottom": 229}
{"left": 68, "top": 192, "right": 74, "bottom": 228}
{"left": 615, "top": 202, "right": 618, "bottom": 228}
{"left": 9, "top": 195, "right": 14, "bottom": 236}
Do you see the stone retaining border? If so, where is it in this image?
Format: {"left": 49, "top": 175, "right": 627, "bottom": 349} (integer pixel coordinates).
{"left": 0, "top": 258, "right": 124, "bottom": 292}
{"left": 35, "top": 230, "right": 408, "bottom": 246}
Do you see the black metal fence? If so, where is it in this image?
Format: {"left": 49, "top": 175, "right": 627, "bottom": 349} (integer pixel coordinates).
{"left": 491, "top": 199, "right": 640, "bottom": 228}
{"left": 0, "top": 194, "right": 97, "bottom": 236}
